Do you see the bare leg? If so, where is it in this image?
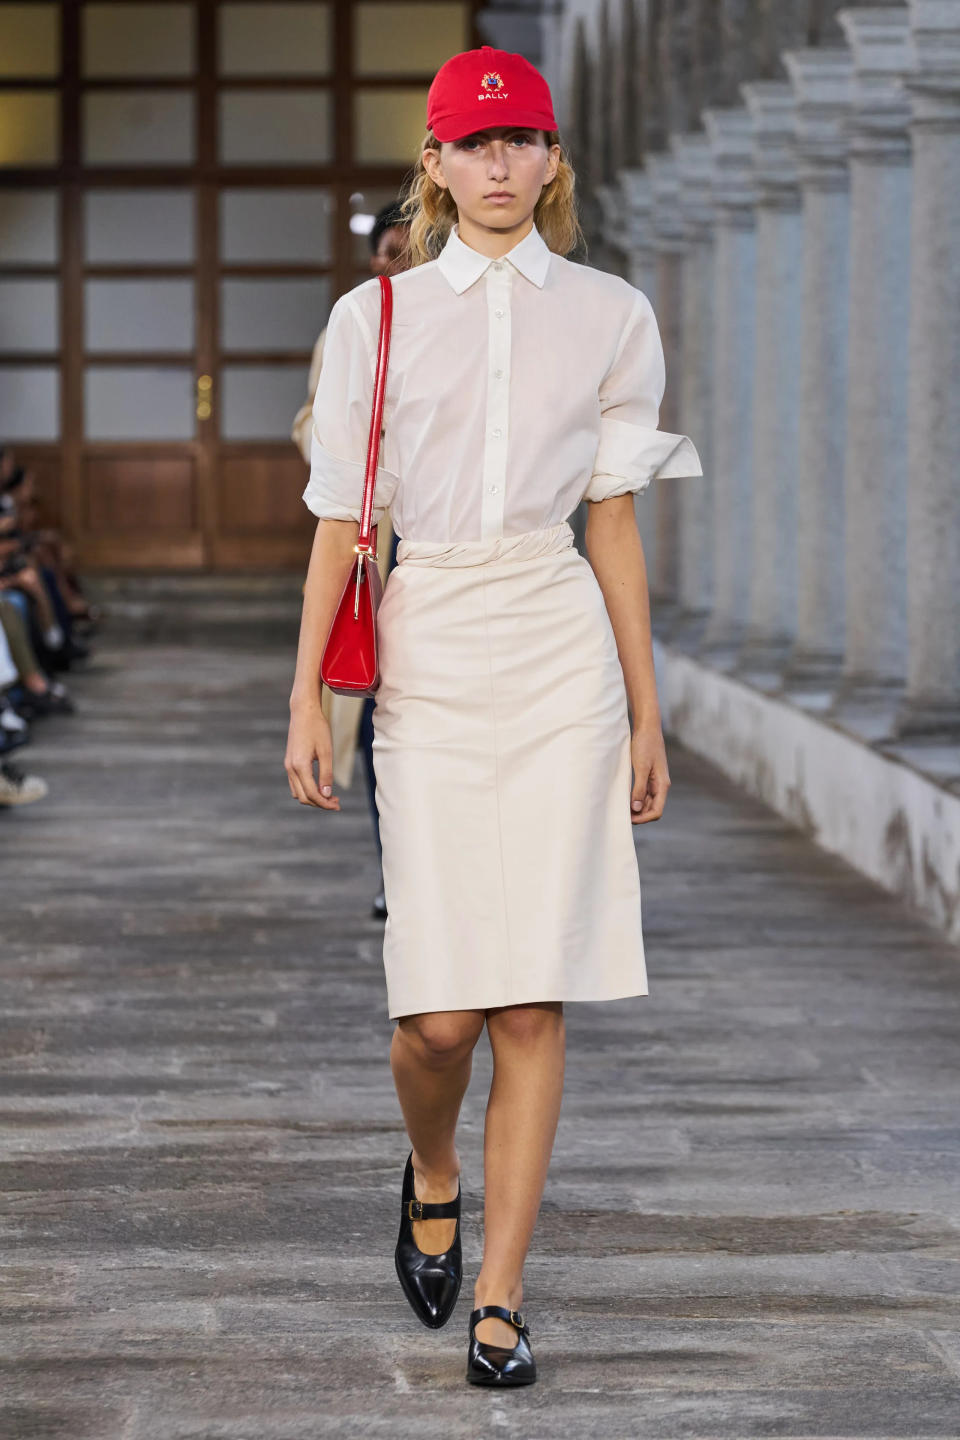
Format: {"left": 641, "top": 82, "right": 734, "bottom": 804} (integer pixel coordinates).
{"left": 473, "top": 1001, "right": 565, "bottom": 1345}
{"left": 390, "top": 1009, "right": 485, "bottom": 1253}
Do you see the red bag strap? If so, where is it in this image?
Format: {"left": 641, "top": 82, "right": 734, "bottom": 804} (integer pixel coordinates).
{"left": 357, "top": 273, "right": 393, "bottom": 555}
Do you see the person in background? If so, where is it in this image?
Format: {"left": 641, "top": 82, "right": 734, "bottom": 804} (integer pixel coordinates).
{"left": 0, "top": 443, "right": 101, "bottom": 808}
{"left": 0, "top": 614, "right": 47, "bottom": 805}
{"left": 291, "top": 202, "right": 412, "bottom": 919}
{"left": 0, "top": 450, "right": 93, "bottom": 672}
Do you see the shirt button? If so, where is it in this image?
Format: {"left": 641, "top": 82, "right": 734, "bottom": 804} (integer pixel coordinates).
{"left": 494, "top": 369, "right": 503, "bottom": 379}
{"left": 491, "top": 427, "right": 502, "bottom": 438}
{"left": 489, "top": 485, "right": 499, "bottom": 493}
{"left": 494, "top": 308, "right": 504, "bottom": 318}
{"left": 493, "top": 261, "right": 503, "bottom": 271}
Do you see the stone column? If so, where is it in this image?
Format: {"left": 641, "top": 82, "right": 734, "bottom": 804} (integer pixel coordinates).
{"left": 593, "top": 181, "right": 631, "bottom": 281}
{"left": 699, "top": 107, "right": 758, "bottom": 667}
{"left": 646, "top": 152, "right": 687, "bottom": 608}
{"left": 781, "top": 47, "right": 855, "bottom": 703}
{"left": 668, "top": 131, "right": 715, "bottom": 649}
{"left": 735, "top": 82, "right": 804, "bottom": 690}
{"left": 616, "top": 167, "right": 657, "bottom": 302}
{"left": 893, "top": 0, "right": 960, "bottom": 737}
{"left": 829, "top": 8, "right": 913, "bottom": 740}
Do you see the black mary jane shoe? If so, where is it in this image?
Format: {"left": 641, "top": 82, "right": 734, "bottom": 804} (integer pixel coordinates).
{"left": 466, "top": 1305, "right": 537, "bottom": 1386}
{"left": 394, "top": 1149, "right": 462, "bottom": 1328}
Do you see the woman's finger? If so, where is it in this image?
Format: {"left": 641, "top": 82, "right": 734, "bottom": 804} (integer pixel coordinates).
{"left": 295, "top": 756, "right": 326, "bottom": 806}
{"left": 643, "top": 766, "right": 670, "bottom": 821}
{"left": 630, "top": 765, "right": 649, "bottom": 823}
{"left": 287, "top": 764, "right": 308, "bottom": 804}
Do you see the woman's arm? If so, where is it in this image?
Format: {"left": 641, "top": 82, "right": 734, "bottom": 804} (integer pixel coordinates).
{"left": 584, "top": 494, "right": 670, "bottom": 825}
{"left": 285, "top": 517, "right": 359, "bottom": 810}
{"left": 287, "top": 287, "right": 398, "bottom": 811}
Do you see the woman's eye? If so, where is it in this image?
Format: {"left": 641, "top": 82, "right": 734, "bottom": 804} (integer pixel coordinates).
{"left": 455, "top": 133, "right": 531, "bottom": 150}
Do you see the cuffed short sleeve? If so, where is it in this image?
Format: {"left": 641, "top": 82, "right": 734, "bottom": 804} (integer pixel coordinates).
{"left": 584, "top": 289, "right": 702, "bottom": 503}
{"left": 301, "top": 290, "right": 399, "bottom": 525}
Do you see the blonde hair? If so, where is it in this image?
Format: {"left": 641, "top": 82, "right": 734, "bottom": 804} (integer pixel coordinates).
{"left": 397, "top": 129, "right": 585, "bottom": 266}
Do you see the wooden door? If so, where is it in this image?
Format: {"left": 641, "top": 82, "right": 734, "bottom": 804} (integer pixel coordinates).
{"left": 0, "top": 0, "right": 474, "bottom": 571}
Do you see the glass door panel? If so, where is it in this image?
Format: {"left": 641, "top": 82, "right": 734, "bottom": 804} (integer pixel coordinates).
{"left": 220, "top": 367, "right": 309, "bottom": 441}
{"left": 84, "top": 367, "right": 196, "bottom": 442}
{"left": 218, "top": 91, "right": 332, "bottom": 165}
{"left": 354, "top": 3, "right": 468, "bottom": 74}
{"left": 0, "top": 367, "right": 59, "bottom": 441}
{"left": 82, "top": 4, "right": 195, "bottom": 77}
{"left": 85, "top": 280, "right": 195, "bottom": 353}
{"left": 0, "top": 190, "right": 59, "bottom": 261}
{"left": 0, "top": 91, "right": 60, "bottom": 166}
{"left": 82, "top": 92, "right": 196, "bottom": 165}
{"left": 218, "top": 3, "right": 331, "bottom": 75}
{"left": 84, "top": 189, "right": 195, "bottom": 265}
{"left": 0, "top": 4, "right": 60, "bottom": 77}
{"left": 219, "top": 189, "right": 333, "bottom": 264}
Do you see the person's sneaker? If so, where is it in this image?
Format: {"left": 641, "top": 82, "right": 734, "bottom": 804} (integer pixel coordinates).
{"left": 371, "top": 885, "right": 388, "bottom": 920}
{"left": 0, "top": 761, "right": 48, "bottom": 806}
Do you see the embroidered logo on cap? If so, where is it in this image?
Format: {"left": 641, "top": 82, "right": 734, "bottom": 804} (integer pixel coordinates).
{"left": 479, "top": 70, "right": 508, "bottom": 100}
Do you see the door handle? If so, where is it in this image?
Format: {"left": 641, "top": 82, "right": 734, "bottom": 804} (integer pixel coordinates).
{"left": 196, "top": 373, "right": 213, "bottom": 421}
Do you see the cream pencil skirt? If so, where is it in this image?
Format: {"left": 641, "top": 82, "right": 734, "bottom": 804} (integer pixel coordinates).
{"left": 371, "top": 519, "right": 648, "bottom": 1020}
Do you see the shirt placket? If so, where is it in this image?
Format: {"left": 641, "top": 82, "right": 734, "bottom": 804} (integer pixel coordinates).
{"left": 480, "top": 259, "right": 512, "bottom": 539}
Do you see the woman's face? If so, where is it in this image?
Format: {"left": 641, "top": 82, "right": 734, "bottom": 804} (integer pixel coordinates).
{"left": 423, "top": 127, "right": 560, "bottom": 229}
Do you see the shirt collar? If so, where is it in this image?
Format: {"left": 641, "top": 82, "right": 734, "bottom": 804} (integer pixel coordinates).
{"left": 436, "top": 221, "right": 551, "bottom": 294}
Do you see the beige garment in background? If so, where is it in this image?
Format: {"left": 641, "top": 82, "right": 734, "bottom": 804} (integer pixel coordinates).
{"left": 294, "top": 323, "right": 395, "bottom": 790}
{"left": 291, "top": 328, "right": 327, "bottom": 465}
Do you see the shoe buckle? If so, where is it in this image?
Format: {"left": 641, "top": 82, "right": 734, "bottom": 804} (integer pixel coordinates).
{"left": 407, "top": 1198, "right": 424, "bottom": 1220}
{"left": 509, "top": 1309, "right": 525, "bottom": 1331}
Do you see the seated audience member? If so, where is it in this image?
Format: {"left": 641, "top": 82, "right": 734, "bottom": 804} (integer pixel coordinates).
{"left": 0, "top": 460, "right": 91, "bottom": 671}
{"left": 0, "top": 613, "right": 47, "bottom": 806}
{"left": 0, "top": 444, "right": 102, "bottom": 808}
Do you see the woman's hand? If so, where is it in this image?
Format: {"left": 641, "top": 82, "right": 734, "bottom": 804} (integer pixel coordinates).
{"left": 630, "top": 725, "right": 670, "bottom": 824}
{"left": 285, "top": 699, "right": 341, "bottom": 811}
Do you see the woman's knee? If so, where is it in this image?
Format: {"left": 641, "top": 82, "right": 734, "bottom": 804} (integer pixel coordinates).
{"left": 399, "top": 1010, "right": 484, "bottom": 1065}
{"left": 486, "top": 1001, "right": 564, "bottom": 1048}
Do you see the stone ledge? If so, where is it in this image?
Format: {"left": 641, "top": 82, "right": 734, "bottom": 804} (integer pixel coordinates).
{"left": 654, "top": 640, "right": 960, "bottom": 947}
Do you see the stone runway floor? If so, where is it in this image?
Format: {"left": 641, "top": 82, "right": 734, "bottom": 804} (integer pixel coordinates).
{"left": 2, "top": 581, "right": 960, "bottom": 1438}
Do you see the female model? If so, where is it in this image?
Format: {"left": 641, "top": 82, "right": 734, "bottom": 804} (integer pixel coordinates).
{"left": 285, "top": 44, "right": 702, "bottom": 1388}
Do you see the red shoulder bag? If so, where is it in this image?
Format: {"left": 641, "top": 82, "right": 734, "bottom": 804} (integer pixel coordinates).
{"left": 319, "top": 274, "right": 393, "bottom": 697}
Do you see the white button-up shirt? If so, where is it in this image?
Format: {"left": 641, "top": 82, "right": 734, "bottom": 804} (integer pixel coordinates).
{"left": 303, "top": 221, "right": 702, "bottom": 542}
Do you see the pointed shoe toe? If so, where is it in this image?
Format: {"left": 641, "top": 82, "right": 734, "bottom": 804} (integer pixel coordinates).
{"left": 466, "top": 1305, "right": 537, "bottom": 1386}
{"left": 395, "top": 1149, "right": 462, "bottom": 1329}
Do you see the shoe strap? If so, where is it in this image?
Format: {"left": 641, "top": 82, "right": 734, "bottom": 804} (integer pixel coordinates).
{"left": 404, "top": 1194, "right": 460, "bottom": 1221}
{"left": 470, "top": 1304, "right": 530, "bottom": 1337}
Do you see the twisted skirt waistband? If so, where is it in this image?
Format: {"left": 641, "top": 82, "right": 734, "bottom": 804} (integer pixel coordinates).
{"left": 395, "top": 520, "right": 575, "bottom": 569}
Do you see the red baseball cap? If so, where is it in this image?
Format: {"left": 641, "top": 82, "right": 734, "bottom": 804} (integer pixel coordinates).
{"left": 426, "top": 44, "right": 558, "bottom": 143}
